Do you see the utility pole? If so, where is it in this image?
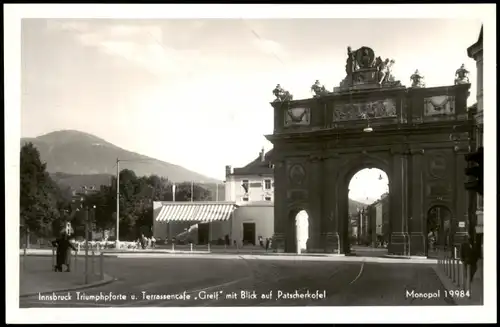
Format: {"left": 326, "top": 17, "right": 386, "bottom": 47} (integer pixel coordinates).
{"left": 116, "top": 158, "right": 120, "bottom": 248}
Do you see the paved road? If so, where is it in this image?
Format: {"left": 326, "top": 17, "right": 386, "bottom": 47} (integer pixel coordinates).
{"left": 20, "top": 256, "right": 456, "bottom": 307}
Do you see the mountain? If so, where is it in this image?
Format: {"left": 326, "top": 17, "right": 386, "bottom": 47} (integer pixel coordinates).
{"left": 348, "top": 199, "right": 367, "bottom": 214}
{"left": 21, "top": 130, "right": 220, "bottom": 184}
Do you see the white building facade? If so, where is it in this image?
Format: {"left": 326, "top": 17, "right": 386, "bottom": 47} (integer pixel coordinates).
{"left": 225, "top": 148, "right": 275, "bottom": 203}
{"left": 224, "top": 148, "right": 275, "bottom": 245}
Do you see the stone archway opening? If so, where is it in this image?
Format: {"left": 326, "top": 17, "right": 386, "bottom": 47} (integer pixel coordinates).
{"left": 286, "top": 208, "right": 309, "bottom": 254}
{"left": 426, "top": 205, "right": 452, "bottom": 257}
{"left": 295, "top": 210, "right": 309, "bottom": 254}
{"left": 347, "top": 168, "right": 390, "bottom": 256}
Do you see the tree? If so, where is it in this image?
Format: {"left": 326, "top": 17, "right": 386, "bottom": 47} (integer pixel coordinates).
{"left": 78, "top": 170, "right": 213, "bottom": 241}
{"left": 20, "top": 143, "right": 60, "bottom": 240}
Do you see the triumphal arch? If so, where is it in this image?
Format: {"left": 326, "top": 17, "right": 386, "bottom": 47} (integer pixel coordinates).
{"left": 266, "top": 46, "right": 473, "bottom": 256}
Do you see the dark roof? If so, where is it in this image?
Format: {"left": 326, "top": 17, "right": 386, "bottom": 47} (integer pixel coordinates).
{"left": 232, "top": 149, "right": 274, "bottom": 176}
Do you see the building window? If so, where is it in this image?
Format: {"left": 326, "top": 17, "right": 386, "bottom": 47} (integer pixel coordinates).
{"left": 265, "top": 196, "right": 272, "bottom": 201}
{"left": 264, "top": 179, "right": 272, "bottom": 190}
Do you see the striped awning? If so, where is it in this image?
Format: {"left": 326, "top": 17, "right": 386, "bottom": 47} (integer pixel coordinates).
{"left": 156, "top": 203, "right": 237, "bottom": 223}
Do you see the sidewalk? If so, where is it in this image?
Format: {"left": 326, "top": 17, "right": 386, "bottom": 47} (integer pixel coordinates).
{"left": 433, "top": 259, "right": 483, "bottom": 305}
{"left": 19, "top": 256, "right": 114, "bottom": 297}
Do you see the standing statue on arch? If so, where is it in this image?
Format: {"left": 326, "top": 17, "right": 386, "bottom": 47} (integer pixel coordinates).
{"left": 311, "top": 80, "right": 329, "bottom": 97}
{"left": 273, "top": 84, "right": 294, "bottom": 102}
{"left": 410, "top": 69, "right": 426, "bottom": 88}
{"left": 376, "top": 57, "right": 396, "bottom": 85}
{"left": 454, "top": 64, "right": 470, "bottom": 85}
{"left": 345, "top": 46, "right": 358, "bottom": 84}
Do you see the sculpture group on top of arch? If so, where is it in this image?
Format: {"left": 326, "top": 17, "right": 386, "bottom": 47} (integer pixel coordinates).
{"left": 272, "top": 46, "right": 471, "bottom": 102}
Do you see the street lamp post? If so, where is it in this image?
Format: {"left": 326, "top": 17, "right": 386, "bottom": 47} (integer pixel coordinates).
{"left": 114, "top": 157, "right": 155, "bottom": 249}
{"left": 116, "top": 158, "right": 120, "bottom": 248}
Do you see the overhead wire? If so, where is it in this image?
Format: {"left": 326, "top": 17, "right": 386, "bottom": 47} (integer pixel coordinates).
{"left": 240, "top": 19, "right": 293, "bottom": 108}
{"left": 243, "top": 20, "right": 286, "bottom": 67}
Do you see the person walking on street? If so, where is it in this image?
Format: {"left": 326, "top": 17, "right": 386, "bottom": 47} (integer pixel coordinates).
{"left": 460, "top": 237, "right": 480, "bottom": 282}
{"left": 52, "top": 232, "right": 77, "bottom": 272}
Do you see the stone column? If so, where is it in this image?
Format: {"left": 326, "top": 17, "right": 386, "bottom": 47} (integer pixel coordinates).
{"left": 389, "top": 149, "right": 409, "bottom": 255}
{"left": 306, "top": 155, "right": 323, "bottom": 252}
{"left": 272, "top": 159, "right": 287, "bottom": 253}
{"left": 409, "top": 149, "right": 426, "bottom": 256}
{"left": 322, "top": 156, "right": 341, "bottom": 253}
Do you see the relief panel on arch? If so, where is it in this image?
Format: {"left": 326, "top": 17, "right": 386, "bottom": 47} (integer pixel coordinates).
{"left": 284, "top": 107, "right": 311, "bottom": 127}
{"left": 286, "top": 162, "right": 309, "bottom": 201}
{"left": 424, "top": 95, "right": 455, "bottom": 117}
{"left": 427, "top": 152, "right": 449, "bottom": 180}
{"left": 332, "top": 98, "right": 397, "bottom": 122}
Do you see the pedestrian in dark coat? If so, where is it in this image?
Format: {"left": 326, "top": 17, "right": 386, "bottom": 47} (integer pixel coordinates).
{"left": 460, "top": 238, "right": 480, "bottom": 282}
{"left": 52, "top": 233, "right": 77, "bottom": 272}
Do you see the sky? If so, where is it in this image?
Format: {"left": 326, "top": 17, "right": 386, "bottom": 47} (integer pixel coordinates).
{"left": 349, "top": 168, "right": 389, "bottom": 204}
{"left": 21, "top": 17, "right": 482, "bottom": 185}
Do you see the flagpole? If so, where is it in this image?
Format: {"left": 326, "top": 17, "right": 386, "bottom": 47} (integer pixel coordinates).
{"left": 169, "top": 183, "right": 175, "bottom": 245}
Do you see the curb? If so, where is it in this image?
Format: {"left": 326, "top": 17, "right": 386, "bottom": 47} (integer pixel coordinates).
{"left": 383, "top": 255, "right": 438, "bottom": 263}
{"left": 19, "top": 274, "right": 116, "bottom": 298}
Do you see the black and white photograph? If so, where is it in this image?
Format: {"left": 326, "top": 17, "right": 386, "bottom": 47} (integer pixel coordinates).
{"left": 5, "top": 4, "right": 496, "bottom": 324}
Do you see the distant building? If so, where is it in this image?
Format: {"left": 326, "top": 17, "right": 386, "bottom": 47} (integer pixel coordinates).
{"left": 224, "top": 148, "right": 275, "bottom": 245}
{"left": 366, "top": 193, "right": 390, "bottom": 245}
{"left": 72, "top": 185, "right": 100, "bottom": 197}
{"left": 224, "top": 148, "right": 274, "bottom": 203}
